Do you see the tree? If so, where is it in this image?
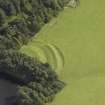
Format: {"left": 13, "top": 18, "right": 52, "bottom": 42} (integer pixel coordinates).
{"left": 0, "top": 49, "right": 65, "bottom": 105}
{"left": 0, "top": 0, "right": 70, "bottom": 104}
{"left": 0, "top": 8, "right": 6, "bottom": 26}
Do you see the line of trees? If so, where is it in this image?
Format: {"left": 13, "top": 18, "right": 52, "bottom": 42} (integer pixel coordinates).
{"left": 0, "top": 0, "right": 70, "bottom": 105}
{"left": 0, "top": 0, "right": 70, "bottom": 49}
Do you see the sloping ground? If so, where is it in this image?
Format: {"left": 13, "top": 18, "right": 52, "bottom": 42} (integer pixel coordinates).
{"left": 21, "top": 0, "right": 105, "bottom": 105}
{"left": 21, "top": 40, "right": 65, "bottom": 74}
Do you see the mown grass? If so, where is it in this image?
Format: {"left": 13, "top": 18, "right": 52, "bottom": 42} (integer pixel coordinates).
{"left": 21, "top": 0, "right": 105, "bottom": 105}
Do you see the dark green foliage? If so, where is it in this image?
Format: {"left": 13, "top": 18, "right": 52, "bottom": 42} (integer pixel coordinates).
{"left": 0, "top": 0, "right": 70, "bottom": 49}
{"left": 0, "top": 8, "right": 6, "bottom": 25}
{"left": 0, "top": 0, "right": 69, "bottom": 104}
{"left": 0, "top": 49, "right": 65, "bottom": 105}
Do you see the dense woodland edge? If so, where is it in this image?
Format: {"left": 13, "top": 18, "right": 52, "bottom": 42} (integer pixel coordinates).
{"left": 0, "top": 0, "right": 71, "bottom": 105}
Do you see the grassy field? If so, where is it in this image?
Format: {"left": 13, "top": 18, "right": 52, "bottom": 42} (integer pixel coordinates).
{"left": 21, "top": 0, "right": 105, "bottom": 105}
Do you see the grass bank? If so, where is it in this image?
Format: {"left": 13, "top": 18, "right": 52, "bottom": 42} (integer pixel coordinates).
{"left": 21, "top": 0, "right": 105, "bottom": 105}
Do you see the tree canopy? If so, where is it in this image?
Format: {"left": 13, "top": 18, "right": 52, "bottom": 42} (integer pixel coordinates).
{"left": 0, "top": 0, "right": 70, "bottom": 104}
{"left": 0, "top": 49, "right": 65, "bottom": 105}
{"left": 0, "top": 0, "right": 70, "bottom": 49}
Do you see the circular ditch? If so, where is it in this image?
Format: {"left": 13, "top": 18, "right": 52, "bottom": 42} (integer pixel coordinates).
{"left": 21, "top": 41, "right": 65, "bottom": 73}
